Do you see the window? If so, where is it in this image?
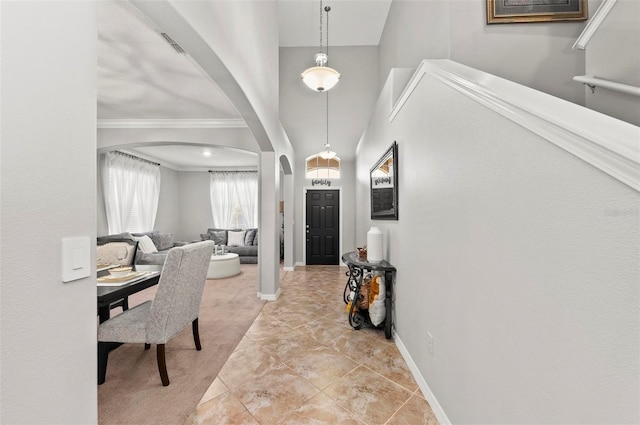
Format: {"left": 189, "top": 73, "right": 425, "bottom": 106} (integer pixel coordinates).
{"left": 305, "top": 155, "right": 340, "bottom": 179}
{"left": 101, "top": 151, "right": 161, "bottom": 234}
{"left": 209, "top": 171, "right": 258, "bottom": 228}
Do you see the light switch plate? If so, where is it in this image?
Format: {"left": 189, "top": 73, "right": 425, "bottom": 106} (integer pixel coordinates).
{"left": 62, "top": 237, "right": 90, "bottom": 282}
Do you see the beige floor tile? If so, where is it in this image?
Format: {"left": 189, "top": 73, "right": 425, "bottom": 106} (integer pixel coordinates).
{"left": 187, "top": 265, "right": 438, "bottom": 425}
{"left": 198, "top": 377, "right": 229, "bottom": 406}
{"left": 252, "top": 328, "right": 325, "bottom": 364}
{"left": 218, "top": 343, "right": 280, "bottom": 389}
{"left": 364, "top": 343, "right": 418, "bottom": 392}
{"left": 244, "top": 314, "right": 293, "bottom": 342}
{"left": 185, "top": 391, "right": 256, "bottom": 425}
{"left": 323, "top": 365, "right": 412, "bottom": 425}
{"left": 231, "top": 364, "right": 320, "bottom": 424}
{"left": 297, "top": 318, "right": 352, "bottom": 348}
{"left": 285, "top": 345, "right": 359, "bottom": 389}
{"left": 386, "top": 394, "right": 439, "bottom": 425}
{"left": 233, "top": 335, "right": 255, "bottom": 352}
{"left": 279, "top": 392, "right": 364, "bottom": 425}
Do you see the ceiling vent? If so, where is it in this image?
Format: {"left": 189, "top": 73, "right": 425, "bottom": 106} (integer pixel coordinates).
{"left": 160, "top": 32, "right": 186, "bottom": 54}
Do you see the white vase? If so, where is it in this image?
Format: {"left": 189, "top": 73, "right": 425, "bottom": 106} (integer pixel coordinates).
{"left": 367, "top": 226, "right": 383, "bottom": 263}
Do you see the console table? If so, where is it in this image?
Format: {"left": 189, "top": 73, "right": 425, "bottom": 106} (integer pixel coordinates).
{"left": 342, "top": 251, "right": 396, "bottom": 339}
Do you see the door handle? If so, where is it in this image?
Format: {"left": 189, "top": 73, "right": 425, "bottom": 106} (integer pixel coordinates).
{"left": 306, "top": 230, "right": 310, "bottom": 233}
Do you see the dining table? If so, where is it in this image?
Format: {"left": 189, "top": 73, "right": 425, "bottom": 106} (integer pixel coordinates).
{"left": 97, "top": 264, "right": 162, "bottom": 323}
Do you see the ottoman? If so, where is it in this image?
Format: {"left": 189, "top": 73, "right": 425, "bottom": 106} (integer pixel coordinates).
{"left": 207, "top": 253, "right": 241, "bottom": 279}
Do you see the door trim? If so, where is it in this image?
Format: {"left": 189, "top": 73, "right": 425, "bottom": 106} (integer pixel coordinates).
{"left": 302, "top": 187, "right": 343, "bottom": 266}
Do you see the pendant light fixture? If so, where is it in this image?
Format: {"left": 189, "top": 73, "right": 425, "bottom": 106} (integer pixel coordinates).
{"left": 301, "top": 1, "right": 340, "bottom": 92}
{"left": 319, "top": 91, "right": 336, "bottom": 159}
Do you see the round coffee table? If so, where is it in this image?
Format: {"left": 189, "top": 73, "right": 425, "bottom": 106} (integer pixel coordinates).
{"left": 207, "top": 253, "right": 241, "bottom": 279}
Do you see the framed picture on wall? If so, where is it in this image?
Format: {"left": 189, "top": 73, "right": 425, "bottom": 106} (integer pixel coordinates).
{"left": 486, "top": 0, "right": 588, "bottom": 24}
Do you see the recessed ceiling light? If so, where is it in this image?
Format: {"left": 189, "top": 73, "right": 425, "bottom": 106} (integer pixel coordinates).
{"left": 203, "top": 151, "right": 212, "bottom": 157}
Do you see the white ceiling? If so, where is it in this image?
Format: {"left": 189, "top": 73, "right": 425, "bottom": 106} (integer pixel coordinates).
{"left": 97, "top": 0, "right": 391, "bottom": 170}
{"left": 279, "top": 0, "right": 392, "bottom": 47}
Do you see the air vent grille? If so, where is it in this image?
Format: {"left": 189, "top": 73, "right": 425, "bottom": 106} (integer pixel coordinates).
{"left": 160, "top": 32, "right": 186, "bottom": 54}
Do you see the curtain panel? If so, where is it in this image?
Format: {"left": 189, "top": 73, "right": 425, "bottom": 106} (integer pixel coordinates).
{"left": 101, "top": 152, "right": 161, "bottom": 234}
{"left": 209, "top": 171, "right": 258, "bottom": 228}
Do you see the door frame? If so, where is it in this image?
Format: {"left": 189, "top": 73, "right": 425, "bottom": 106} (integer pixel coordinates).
{"left": 302, "top": 187, "right": 343, "bottom": 266}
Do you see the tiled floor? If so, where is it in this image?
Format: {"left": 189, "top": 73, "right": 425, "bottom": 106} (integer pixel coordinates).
{"left": 184, "top": 265, "right": 439, "bottom": 425}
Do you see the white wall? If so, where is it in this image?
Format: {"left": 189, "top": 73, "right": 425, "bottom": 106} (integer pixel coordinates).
{"left": 0, "top": 2, "right": 98, "bottom": 423}
{"left": 379, "top": 0, "right": 589, "bottom": 105}
{"left": 583, "top": 0, "right": 640, "bottom": 125}
{"left": 280, "top": 46, "right": 378, "bottom": 265}
{"left": 448, "top": 0, "right": 588, "bottom": 105}
{"left": 356, "top": 64, "right": 639, "bottom": 424}
{"left": 154, "top": 166, "right": 180, "bottom": 235}
{"left": 378, "top": 0, "right": 449, "bottom": 90}
{"left": 177, "top": 171, "right": 213, "bottom": 242}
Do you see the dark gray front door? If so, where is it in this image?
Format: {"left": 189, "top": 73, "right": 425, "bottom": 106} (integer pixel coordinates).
{"left": 305, "top": 190, "right": 339, "bottom": 265}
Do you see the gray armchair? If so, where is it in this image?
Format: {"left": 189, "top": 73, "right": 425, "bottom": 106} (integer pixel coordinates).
{"left": 98, "top": 241, "right": 214, "bottom": 386}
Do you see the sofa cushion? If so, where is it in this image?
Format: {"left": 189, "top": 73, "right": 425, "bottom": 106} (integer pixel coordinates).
{"left": 134, "top": 235, "right": 158, "bottom": 254}
{"left": 227, "top": 230, "right": 246, "bottom": 247}
{"left": 244, "top": 228, "right": 258, "bottom": 246}
{"left": 225, "top": 245, "right": 258, "bottom": 257}
{"left": 208, "top": 230, "right": 226, "bottom": 245}
{"left": 155, "top": 233, "right": 174, "bottom": 251}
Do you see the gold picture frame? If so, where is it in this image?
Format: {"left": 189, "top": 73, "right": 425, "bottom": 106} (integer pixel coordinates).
{"left": 487, "top": 0, "right": 588, "bottom": 24}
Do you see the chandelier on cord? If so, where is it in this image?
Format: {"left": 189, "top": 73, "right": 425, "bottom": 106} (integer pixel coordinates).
{"left": 301, "top": 1, "right": 340, "bottom": 92}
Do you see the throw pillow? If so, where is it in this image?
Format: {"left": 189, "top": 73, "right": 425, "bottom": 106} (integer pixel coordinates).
{"left": 156, "top": 233, "right": 174, "bottom": 251}
{"left": 252, "top": 230, "right": 258, "bottom": 246}
{"left": 134, "top": 235, "right": 158, "bottom": 254}
{"left": 200, "top": 233, "right": 210, "bottom": 241}
{"left": 244, "top": 228, "right": 257, "bottom": 246}
{"left": 209, "top": 230, "right": 226, "bottom": 246}
{"left": 227, "top": 230, "right": 246, "bottom": 247}
{"left": 96, "top": 242, "right": 136, "bottom": 265}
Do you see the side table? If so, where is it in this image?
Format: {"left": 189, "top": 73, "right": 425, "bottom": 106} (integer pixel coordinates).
{"left": 342, "top": 251, "right": 396, "bottom": 339}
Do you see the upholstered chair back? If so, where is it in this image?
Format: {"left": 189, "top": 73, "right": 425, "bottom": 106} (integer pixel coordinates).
{"left": 146, "top": 241, "right": 214, "bottom": 344}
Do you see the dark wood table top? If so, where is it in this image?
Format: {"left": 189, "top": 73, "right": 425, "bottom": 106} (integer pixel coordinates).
{"left": 97, "top": 265, "right": 162, "bottom": 309}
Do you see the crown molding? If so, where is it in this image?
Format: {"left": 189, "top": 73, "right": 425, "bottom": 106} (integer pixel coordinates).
{"left": 97, "top": 118, "right": 247, "bottom": 129}
{"left": 390, "top": 59, "right": 640, "bottom": 192}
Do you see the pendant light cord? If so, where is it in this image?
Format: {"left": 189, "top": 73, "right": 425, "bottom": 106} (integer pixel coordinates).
{"left": 325, "top": 5, "right": 330, "bottom": 62}
{"left": 319, "top": 0, "right": 323, "bottom": 53}
{"left": 326, "top": 91, "right": 329, "bottom": 147}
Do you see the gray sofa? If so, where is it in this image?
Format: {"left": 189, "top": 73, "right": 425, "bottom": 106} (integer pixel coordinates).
{"left": 200, "top": 228, "right": 258, "bottom": 264}
{"left": 97, "top": 231, "right": 187, "bottom": 266}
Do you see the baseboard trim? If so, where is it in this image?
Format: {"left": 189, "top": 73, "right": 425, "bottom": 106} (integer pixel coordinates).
{"left": 283, "top": 266, "right": 295, "bottom": 271}
{"left": 394, "top": 333, "right": 452, "bottom": 425}
{"left": 295, "top": 262, "right": 305, "bottom": 268}
{"left": 258, "top": 288, "right": 281, "bottom": 301}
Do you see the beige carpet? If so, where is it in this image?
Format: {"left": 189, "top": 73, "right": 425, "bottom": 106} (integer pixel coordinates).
{"left": 98, "top": 264, "right": 265, "bottom": 425}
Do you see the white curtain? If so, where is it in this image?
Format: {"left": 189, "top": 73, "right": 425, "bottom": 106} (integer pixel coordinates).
{"left": 233, "top": 172, "right": 258, "bottom": 228}
{"left": 102, "top": 152, "right": 161, "bottom": 234}
{"left": 209, "top": 172, "right": 236, "bottom": 228}
{"left": 210, "top": 171, "right": 258, "bottom": 228}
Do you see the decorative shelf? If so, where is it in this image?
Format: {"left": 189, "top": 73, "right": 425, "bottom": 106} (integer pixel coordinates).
{"left": 573, "top": 75, "right": 640, "bottom": 97}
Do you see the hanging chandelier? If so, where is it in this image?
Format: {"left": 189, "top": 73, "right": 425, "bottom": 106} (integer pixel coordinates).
{"left": 301, "top": 2, "right": 340, "bottom": 92}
